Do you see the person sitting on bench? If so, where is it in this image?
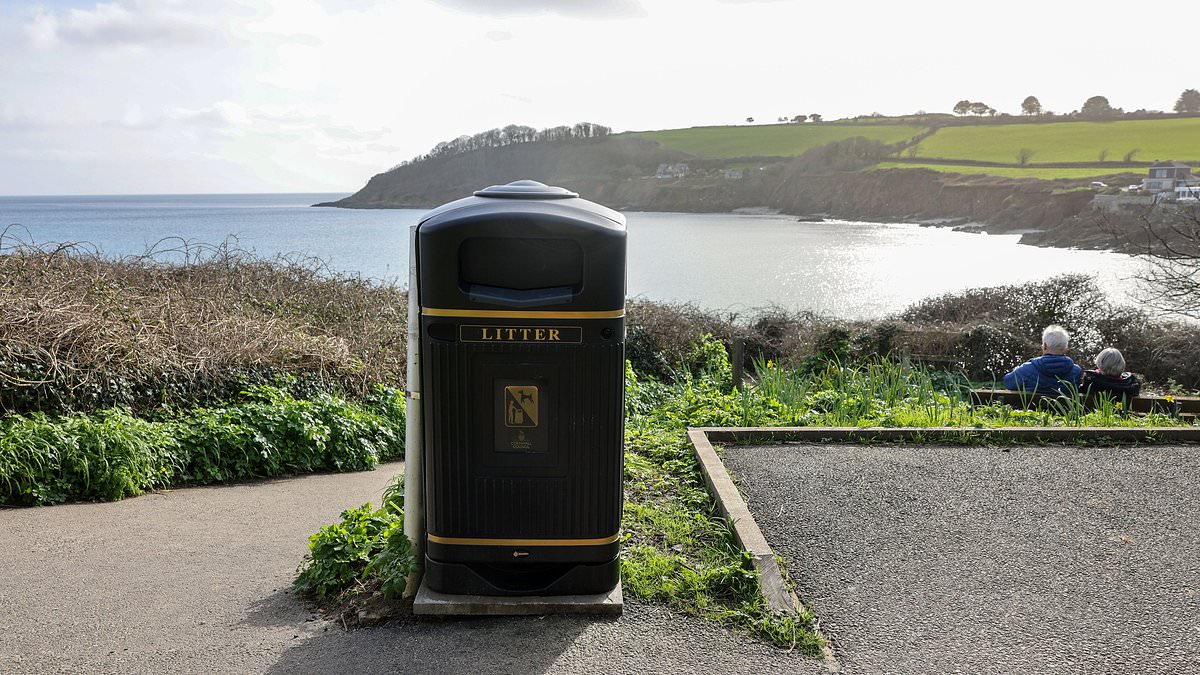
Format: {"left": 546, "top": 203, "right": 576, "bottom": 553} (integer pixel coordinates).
{"left": 1002, "top": 324, "right": 1082, "bottom": 396}
{"left": 1081, "top": 347, "right": 1141, "bottom": 402}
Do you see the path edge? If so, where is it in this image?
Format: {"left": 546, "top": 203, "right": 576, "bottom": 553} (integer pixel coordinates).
{"left": 687, "top": 428, "right": 841, "bottom": 671}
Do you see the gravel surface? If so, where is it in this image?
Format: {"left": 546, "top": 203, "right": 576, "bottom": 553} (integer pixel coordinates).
{"left": 0, "top": 464, "right": 817, "bottom": 674}
{"left": 724, "top": 443, "right": 1200, "bottom": 675}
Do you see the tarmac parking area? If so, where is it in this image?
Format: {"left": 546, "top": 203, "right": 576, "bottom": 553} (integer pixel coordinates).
{"left": 724, "top": 443, "right": 1200, "bottom": 674}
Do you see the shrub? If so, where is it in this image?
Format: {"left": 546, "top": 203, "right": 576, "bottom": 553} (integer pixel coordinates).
{"left": 0, "top": 239, "right": 407, "bottom": 416}
{"left": 293, "top": 502, "right": 404, "bottom": 600}
{"left": 626, "top": 300, "right": 735, "bottom": 380}
{"left": 0, "top": 409, "right": 181, "bottom": 505}
{"left": 295, "top": 475, "right": 416, "bottom": 602}
{"left": 0, "top": 385, "right": 405, "bottom": 506}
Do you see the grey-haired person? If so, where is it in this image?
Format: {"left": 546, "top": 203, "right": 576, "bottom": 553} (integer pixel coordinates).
{"left": 1002, "top": 325, "right": 1082, "bottom": 395}
{"left": 1081, "top": 347, "right": 1141, "bottom": 401}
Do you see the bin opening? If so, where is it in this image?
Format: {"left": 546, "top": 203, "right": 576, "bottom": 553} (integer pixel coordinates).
{"left": 459, "top": 236, "right": 583, "bottom": 307}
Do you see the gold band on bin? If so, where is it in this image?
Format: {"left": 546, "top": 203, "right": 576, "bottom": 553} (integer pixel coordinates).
{"left": 427, "top": 533, "right": 621, "bottom": 547}
{"left": 421, "top": 307, "right": 625, "bottom": 320}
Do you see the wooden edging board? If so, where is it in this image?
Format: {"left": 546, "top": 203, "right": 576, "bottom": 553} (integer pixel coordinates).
{"left": 686, "top": 425, "right": 1200, "bottom": 647}
{"left": 696, "top": 426, "right": 1200, "bottom": 444}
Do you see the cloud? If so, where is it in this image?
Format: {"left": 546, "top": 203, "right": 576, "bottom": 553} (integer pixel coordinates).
{"left": 110, "top": 103, "right": 160, "bottom": 129}
{"left": 24, "top": 1, "right": 220, "bottom": 50}
{"left": 127, "top": 102, "right": 391, "bottom": 145}
{"left": 169, "top": 102, "right": 250, "bottom": 129}
{"left": 0, "top": 105, "right": 48, "bottom": 130}
{"left": 430, "top": 0, "right": 646, "bottom": 19}
{"left": 485, "top": 30, "right": 512, "bottom": 41}
{"left": 500, "top": 92, "right": 533, "bottom": 104}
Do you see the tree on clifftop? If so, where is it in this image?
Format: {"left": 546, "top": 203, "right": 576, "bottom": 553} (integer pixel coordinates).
{"left": 1021, "top": 96, "right": 1042, "bottom": 115}
{"left": 968, "top": 102, "right": 994, "bottom": 116}
{"left": 792, "top": 114, "right": 808, "bottom": 123}
{"left": 809, "top": 113, "right": 823, "bottom": 123}
{"left": 1175, "top": 89, "right": 1200, "bottom": 113}
{"left": 953, "top": 100, "right": 972, "bottom": 116}
{"left": 1080, "top": 95, "right": 1119, "bottom": 118}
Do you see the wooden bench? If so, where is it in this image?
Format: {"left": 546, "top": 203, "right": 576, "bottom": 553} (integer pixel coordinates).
{"left": 969, "top": 389, "right": 1199, "bottom": 421}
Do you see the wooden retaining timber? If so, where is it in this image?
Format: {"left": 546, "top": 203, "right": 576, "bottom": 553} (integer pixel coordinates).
{"left": 969, "top": 388, "right": 1199, "bottom": 420}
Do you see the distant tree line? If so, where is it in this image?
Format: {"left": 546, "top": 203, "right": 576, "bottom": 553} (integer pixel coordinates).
{"left": 769, "top": 114, "right": 822, "bottom": 124}
{"left": 951, "top": 89, "right": 1200, "bottom": 119}
{"left": 953, "top": 100, "right": 997, "bottom": 117}
{"left": 394, "top": 121, "right": 612, "bottom": 168}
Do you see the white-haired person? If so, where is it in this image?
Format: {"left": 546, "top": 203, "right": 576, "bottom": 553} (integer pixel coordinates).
{"left": 1002, "top": 324, "right": 1082, "bottom": 395}
{"left": 1081, "top": 347, "right": 1141, "bottom": 401}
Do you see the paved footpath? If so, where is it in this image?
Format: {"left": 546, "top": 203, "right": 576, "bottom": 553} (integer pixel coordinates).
{"left": 0, "top": 463, "right": 819, "bottom": 674}
{"left": 724, "top": 444, "right": 1200, "bottom": 675}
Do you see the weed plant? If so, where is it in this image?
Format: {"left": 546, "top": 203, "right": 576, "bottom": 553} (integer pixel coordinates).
{"left": 293, "top": 474, "right": 415, "bottom": 603}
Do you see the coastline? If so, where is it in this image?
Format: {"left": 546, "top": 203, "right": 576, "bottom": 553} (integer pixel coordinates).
{"left": 311, "top": 198, "right": 1126, "bottom": 254}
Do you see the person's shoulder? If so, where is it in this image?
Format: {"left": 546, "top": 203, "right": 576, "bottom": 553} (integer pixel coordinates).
{"left": 1011, "top": 359, "right": 1037, "bottom": 372}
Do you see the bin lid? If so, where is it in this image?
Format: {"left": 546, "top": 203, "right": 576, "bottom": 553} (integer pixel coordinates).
{"left": 473, "top": 180, "right": 579, "bottom": 200}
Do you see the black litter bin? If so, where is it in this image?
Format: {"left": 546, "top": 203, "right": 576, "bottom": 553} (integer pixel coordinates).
{"left": 417, "top": 180, "right": 625, "bottom": 596}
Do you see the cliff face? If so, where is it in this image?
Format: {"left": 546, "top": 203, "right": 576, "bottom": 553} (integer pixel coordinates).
{"left": 765, "top": 167, "right": 1105, "bottom": 243}
{"left": 323, "top": 137, "right": 1140, "bottom": 250}
{"left": 318, "top": 135, "right": 691, "bottom": 208}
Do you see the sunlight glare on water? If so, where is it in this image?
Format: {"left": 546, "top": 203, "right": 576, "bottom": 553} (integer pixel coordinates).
{"left": 625, "top": 212, "right": 1143, "bottom": 319}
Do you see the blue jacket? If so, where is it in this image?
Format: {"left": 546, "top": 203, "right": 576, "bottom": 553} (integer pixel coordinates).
{"left": 1002, "top": 354, "right": 1082, "bottom": 396}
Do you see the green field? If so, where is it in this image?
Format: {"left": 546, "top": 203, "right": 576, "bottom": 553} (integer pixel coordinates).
{"left": 913, "top": 118, "right": 1200, "bottom": 164}
{"left": 630, "top": 123, "right": 927, "bottom": 159}
{"left": 870, "top": 162, "right": 1142, "bottom": 180}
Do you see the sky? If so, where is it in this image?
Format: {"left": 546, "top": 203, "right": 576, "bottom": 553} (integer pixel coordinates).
{"left": 1, "top": 0, "right": 1196, "bottom": 195}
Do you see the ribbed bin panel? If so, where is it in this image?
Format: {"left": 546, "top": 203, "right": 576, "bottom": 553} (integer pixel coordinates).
{"left": 423, "top": 337, "right": 624, "bottom": 540}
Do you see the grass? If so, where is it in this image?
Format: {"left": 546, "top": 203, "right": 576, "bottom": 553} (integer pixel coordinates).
{"left": 913, "top": 118, "right": 1200, "bottom": 164}
{"left": 620, "top": 355, "right": 825, "bottom": 652}
{"left": 869, "top": 162, "right": 1141, "bottom": 180}
{"left": 629, "top": 123, "right": 927, "bottom": 159}
{"left": 750, "top": 356, "right": 1190, "bottom": 429}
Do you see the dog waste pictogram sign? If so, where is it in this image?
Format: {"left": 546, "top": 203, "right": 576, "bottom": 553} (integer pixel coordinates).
{"left": 504, "top": 386, "right": 538, "bottom": 427}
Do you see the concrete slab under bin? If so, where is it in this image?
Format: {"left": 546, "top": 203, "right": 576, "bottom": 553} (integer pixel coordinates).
{"left": 413, "top": 580, "right": 623, "bottom": 616}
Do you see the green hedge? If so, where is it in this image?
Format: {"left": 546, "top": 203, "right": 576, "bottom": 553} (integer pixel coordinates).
{"left": 0, "top": 385, "right": 405, "bottom": 506}
{"left": 0, "top": 354, "right": 356, "bottom": 417}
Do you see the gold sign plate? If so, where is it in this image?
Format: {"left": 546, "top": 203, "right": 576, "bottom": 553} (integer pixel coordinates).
{"left": 460, "top": 325, "right": 582, "bottom": 343}
{"left": 504, "top": 386, "right": 538, "bottom": 428}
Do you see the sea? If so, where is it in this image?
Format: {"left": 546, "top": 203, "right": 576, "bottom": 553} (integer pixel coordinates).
{"left": 0, "top": 192, "right": 1145, "bottom": 320}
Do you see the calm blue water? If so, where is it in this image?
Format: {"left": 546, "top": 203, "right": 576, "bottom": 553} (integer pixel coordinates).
{"left": 0, "top": 193, "right": 1144, "bottom": 319}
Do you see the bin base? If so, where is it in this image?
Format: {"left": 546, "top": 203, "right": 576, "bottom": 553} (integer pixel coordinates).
{"left": 423, "top": 555, "right": 619, "bottom": 596}
{"left": 413, "top": 578, "right": 623, "bottom": 616}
